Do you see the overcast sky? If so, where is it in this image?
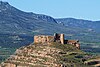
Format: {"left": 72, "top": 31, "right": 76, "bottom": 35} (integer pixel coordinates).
{"left": 1, "top": 0, "right": 100, "bottom": 21}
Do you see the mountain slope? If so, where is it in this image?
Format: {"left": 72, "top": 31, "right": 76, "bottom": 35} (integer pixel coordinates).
{"left": 0, "top": 1, "right": 58, "bottom": 35}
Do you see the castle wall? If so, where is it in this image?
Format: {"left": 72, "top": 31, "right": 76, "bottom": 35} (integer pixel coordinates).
{"left": 34, "top": 33, "right": 80, "bottom": 49}
{"left": 66, "top": 40, "right": 80, "bottom": 49}
{"left": 34, "top": 35, "right": 54, "bottom": 44}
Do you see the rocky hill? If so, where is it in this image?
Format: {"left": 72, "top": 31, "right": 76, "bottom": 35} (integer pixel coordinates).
{"left": 1, "top": 42, "right": 100, "bottom": 67}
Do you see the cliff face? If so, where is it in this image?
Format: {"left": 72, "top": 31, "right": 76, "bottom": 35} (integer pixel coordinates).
{"left": 1, "top": 42, "right": 99, "bottom": 67}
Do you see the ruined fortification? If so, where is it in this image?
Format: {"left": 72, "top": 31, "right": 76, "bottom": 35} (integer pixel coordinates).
{"left": 34, "top": 33, "right": 80, "bottom": 49}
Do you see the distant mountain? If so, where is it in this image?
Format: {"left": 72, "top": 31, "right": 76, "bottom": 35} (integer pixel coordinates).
{"left": 56, "top": 18, "right": 100, "bottom": 32}
{"left": 0, "top": 1, "right": 60, "bottom": 35}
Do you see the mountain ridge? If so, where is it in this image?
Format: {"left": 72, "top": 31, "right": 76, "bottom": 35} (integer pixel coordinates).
{"left": 56, "top": 18, "right": 100, "bottom": 33}
{"left": 56, "top": 17, "right": 100, "bottom": 22}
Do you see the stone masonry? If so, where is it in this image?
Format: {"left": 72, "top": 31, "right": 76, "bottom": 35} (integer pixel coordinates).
{"left": 34, "top": 33, "right": 80, "bottom": 49}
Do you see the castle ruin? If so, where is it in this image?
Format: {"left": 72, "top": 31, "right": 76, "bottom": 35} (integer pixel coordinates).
{"left": 34, "top": 33, "right": 80, "bottom": 49}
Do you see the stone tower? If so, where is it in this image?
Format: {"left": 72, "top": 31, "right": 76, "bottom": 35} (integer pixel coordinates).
{"left": 60, "top": 34, "right": 64, "bottom": 44}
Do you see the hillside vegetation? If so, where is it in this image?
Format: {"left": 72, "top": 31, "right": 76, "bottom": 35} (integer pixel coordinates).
{"left": 1, "top": 42, "right": 99, "bottom": 67}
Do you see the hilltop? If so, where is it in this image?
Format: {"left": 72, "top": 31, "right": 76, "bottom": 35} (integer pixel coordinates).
{"left": 0, "top": 42, "right": 96, "bottom": 67}
{"left": 1, "top": 42, "right": 100, "bottom": 67}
